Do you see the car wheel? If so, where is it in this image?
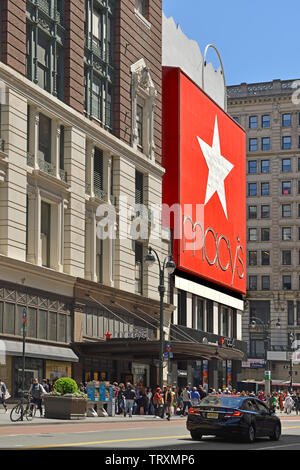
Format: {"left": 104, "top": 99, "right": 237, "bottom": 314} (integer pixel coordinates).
{"left": 190, "top": 430, "right": 202, "bottom": 441}
{"left": 244, "top": 424, "right": 256, "bottom": 443}
{"left": 270, "top": 423, "right": 281, "bottom": 441}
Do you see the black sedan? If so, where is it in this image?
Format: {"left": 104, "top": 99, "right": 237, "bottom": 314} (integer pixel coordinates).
{"left": 186, "top": 395, "right": 281, "bottom": 443}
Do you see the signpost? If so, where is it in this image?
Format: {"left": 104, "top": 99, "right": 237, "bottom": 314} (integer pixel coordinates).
{"left": 264, "top": 370, "right": 271, "bottom": 395}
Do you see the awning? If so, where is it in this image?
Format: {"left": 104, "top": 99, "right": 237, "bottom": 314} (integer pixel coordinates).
{"left": 0, "top": 340, "right": 79, "bottom": 362}
{"left": 71, "top": 339, "right": 245, "bottom": 362}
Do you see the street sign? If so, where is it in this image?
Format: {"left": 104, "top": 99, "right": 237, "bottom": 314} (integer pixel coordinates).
{"left": 264, "top": 370, "right": 271, "bottom": 380}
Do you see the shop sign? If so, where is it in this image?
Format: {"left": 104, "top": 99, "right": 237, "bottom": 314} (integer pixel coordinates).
{"left": 162, "top": 67, "right": 246, "bottom": 294}
{"left": 114, "top": 328, "right": 148, "bottom": 340}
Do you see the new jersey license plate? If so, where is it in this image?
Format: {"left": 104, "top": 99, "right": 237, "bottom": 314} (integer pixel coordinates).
{"left": 206, "top": 412, "right": 218, "bottom": 419}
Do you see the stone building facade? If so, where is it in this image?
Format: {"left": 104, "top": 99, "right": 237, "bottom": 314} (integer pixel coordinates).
{"left": 228, "top": 79, "right": 300, "bottom": 386}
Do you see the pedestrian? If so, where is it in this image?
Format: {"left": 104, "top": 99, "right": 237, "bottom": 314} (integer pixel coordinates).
{"left": 123, "top": 383, "right": 136, "bottom": 418}
{"left": 153, "top": 387, "right": 164, "bottom": 419}
{"left": 0, "top": 379, "right": 9, "bottom": 413}
{"left": 42, "top": 379, "right": 49, "bottom": 394}
{"left": 198, "top": 385, "right": 207, "bottom": 400}
{"left": 180, "top": 387, "right": 191, "bottom": 416}
{"left": 164, "top": 386, "right": 174, "bottom": 421}
{"left": 29, "top": 378, "right": 46, "bottom": 417}
{"left": 137, "top": 387, "right": 148, "bottom": 415}
{"left": 146, "top": 388, "right": 154, "bottom": 415}
{"left": 190, "top": 387, "right": 200, "bottom": 407}
{"left": 294, "top": 393, "right": 300, "bottom": 415}
{"left": 284, "top": 394, "right": 294, "bottom": 414}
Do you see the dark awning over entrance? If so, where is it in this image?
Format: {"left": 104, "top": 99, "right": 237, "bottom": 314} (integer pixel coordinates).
{"left": 71, "top": 338, "right": 245, "bottom": 362}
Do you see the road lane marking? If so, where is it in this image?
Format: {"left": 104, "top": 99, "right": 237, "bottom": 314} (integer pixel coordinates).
{"left": 16, "top": 434, "right": 191, "bottom": 449}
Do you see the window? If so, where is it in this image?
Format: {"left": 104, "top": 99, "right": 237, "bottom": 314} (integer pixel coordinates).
{"left": 261, "top": 205, "right": 270, "bottom": 218}
{"left": 136, "top": 102, "right": 144, "bottom": 151}
{"left": 222, "top": 307, "right": 229, "bottom": 337}
{"left": 282, "top": 250, "right": 291, "bottom": 265}
{"left": 94, "top": 147, "right": 104, "bottom": 199}
{"left": 135, "top": 170, "right": 144, "bottom": 205}
{"left": 261, "top": 182, "right": 270, "bottom": 196}
{"left": 197, "top": 298, "right": 204, "bottom": 331}
{"left": 248, "top": 205, "right": 257, "bottom": 219}
{"left": 262, "top": 137, "right": 270, "bottom": 151}
{"left": 248, "top": 161, "right": 257, "bottom": 174}
{"left": 41, "top": 201, "right": 51, "bottom": 268}
{"left": 135, "top": 242, "right": 143, "bottom": 295}
{"left": 262, "top": 115, "right": 270, "bottom": 128}
{"left": 38, "top": 113, "right": 51, "bottom": 164}
{"left": 248, "top": 228, "right": 257, "bottom": 241}
{"left": 288, "top": 301, "right": 294, "bottom": 326}
{"left": 96, "top": 238, "right": 103, "bottom": 283}
{"left": 261, "top": 276, "right": 270, "bottom": 291}
{"left": 26, "top": 1, "right": 65, "bottom": 100}
{"left": 282, "top": 113, "right": 291, "bottom": 127}
{"left": 261, "top": 160, "right": 270, "bottom": 173}
{"left": 282, "top": 136, "right": 292, "bottom": 150}
{"left": 282, "top": 227, "right": 292, "bottom": 240}
{"left": 249, "top": 251, "right": 257, "bottom": 266}
{"left": 206, "top": 300, "right": 213, "bottom": 333}
{"left": 282, "top": 204, "right": 291, "bottom": 217}
{"left": 261, "top": 250, "right": 270, "bottom": 265}
{"left": 283, "top": 275, "right": 292, "bottom": 290}
{"left": 233, "top": 117, "right": 239, "bottom": 123}
{"left": 250, "top": 339, "right": 265, "bottom": 359}
{"left": 249, "top": 276, "right": 257, "bottom": 291}
{"left": 177, "top": 290, "right": 187, "bottom": 326}
{"left": 249, "top": 116, "right": 258, "bottom": 128}
{"left": 282, "top": 158, "right": 291, "bottom": 172}
{"left": 84, "top": 0, "right": 114, "bottom": 130}
{"left": 249, "top": 138, "right": 258, "bottom": 152}
{"left": 261, "top": 228, "right": 270, "bottom": 241}
{"left": 282, "top": 181, "right": 291, "bottom": 195}
{"left": 248, "top": 183, "right": 257, "bottom": 196}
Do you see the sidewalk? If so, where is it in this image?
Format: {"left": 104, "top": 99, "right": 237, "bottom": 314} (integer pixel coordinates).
{"left": 0, "top": 406, "right": 185, "bottom": 427}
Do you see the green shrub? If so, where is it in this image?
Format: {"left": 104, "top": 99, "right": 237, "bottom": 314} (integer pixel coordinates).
{"left": 53, "top": 377, "right": 79, "bottom": 395}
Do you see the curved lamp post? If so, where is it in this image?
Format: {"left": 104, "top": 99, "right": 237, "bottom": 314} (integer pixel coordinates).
{"left": 202, "top": 44, "right": 227, "bottom": 111}
{"left": 145, "top": 247, "right": 176, "bottom": 389}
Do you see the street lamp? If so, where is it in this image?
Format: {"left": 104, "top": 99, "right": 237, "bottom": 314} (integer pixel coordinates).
{"left": 145, "top": 246, "right": 176, "bottom": 389}
{"left": 249, "top": 316, "right": 281, "bottom": 395}
{"left": 289, "top": 332, "right": 295, "bottom": 394}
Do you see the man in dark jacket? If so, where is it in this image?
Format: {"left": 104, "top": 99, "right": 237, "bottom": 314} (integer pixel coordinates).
{"left": 198, "top": 385, "right": 207, "bottom": 400}
{"left": 123, "top": 383, "right": 136, "bottom": 418}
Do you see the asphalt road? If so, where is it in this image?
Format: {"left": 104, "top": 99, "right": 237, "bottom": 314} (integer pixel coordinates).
{"left": 1, "top": 415, "right": 300, "bottom": 453}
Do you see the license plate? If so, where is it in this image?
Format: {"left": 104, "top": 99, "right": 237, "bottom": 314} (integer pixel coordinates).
{"left": 207, "top": 412, "right": 218, "bottom": 419}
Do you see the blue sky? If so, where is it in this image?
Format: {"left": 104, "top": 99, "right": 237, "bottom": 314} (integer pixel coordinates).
{"left": 162, "top": 0, "right": 300, "bottom": 85}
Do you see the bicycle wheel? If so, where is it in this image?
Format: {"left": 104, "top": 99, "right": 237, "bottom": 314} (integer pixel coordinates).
{"left": 25, "top": 403, "right": 37, "bottom": 421}
{"left": 10, "top": 404, "right": 23, "bottom": 422}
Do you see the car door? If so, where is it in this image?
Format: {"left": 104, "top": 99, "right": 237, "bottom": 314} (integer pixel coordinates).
{"left": 248, "top": 399, "right": 266, "bottom": 436}
{"left": 254, "top": 399, "right": 275, "bottom": 436}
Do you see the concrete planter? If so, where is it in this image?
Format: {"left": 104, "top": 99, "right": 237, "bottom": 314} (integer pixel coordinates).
{"left": 43, "top": 395, "right": 88, "bottom": 420}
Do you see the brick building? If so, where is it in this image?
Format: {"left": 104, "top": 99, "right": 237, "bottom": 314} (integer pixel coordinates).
{"left": 0, "top": 0, "right": 174, "bottom": 395}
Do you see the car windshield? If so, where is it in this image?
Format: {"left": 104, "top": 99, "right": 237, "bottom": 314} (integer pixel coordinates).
{"left": 199, "top": 396, "right": 244, "bottom": 408}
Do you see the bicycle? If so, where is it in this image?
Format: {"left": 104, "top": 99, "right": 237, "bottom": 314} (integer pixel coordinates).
{"left": 10, "top": 392, "right": 37, "bottom": 422}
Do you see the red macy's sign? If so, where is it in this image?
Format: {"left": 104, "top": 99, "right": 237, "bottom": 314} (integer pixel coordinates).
{"left": 162, "top": 67, "right": 246, "bottom": 295}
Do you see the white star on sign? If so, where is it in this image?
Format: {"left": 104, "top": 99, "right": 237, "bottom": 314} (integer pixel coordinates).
{"left": 197, "top": 116, "right": 234, "bottom": 219}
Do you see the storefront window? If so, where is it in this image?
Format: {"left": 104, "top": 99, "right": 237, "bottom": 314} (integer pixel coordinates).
{"left": 48, "top": 312, "right": 57, "bottom": 341}
{"left": 38, "top": 310, "right": 47, "bottom": 339}
{"left": 13, "top": 357, "right": 43, "bottom": 396}
{"left": 57, "top": 314, "right": 66, "bottom": 342}
{"left": 27, "top": 307, "right": 37, "bottom": 338}
{"left": 4, "top": 303, "right": 15, "bottom": 334}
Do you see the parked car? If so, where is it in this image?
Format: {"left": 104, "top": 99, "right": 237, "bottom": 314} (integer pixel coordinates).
{"left": 186, "top": 395, "right": 281, "bottom": 443}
